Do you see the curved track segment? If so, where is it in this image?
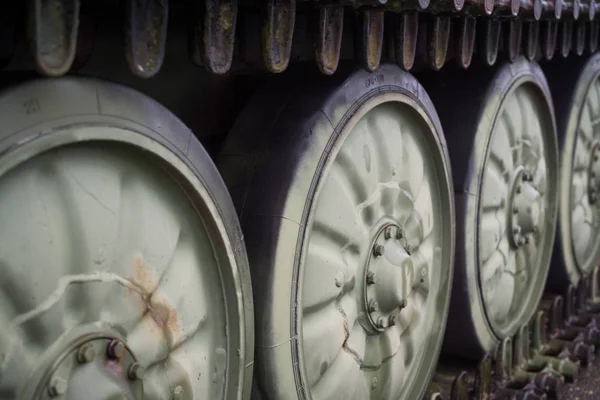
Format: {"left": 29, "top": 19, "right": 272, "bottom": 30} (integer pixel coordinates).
{"left": 218, "top": 64, "right": 455, "bottom": 400}
{"left": 0, "top": 78, "right": 253, "bottom": 400}
{"left": 544, "top": 54, "right": 600, "bottom": 292}
{"left": 418, "top": 57, "right": 559, "bottom": 358}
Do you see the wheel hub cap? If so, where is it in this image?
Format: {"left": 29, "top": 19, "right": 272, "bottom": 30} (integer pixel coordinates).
{"left": 364, "top": 225, "right": 420, "bottom": 332}
{"left": 37, "top": 335, "right": 144, "bottom": 400}
{"left": 588, "top": 142, "right": 600, "bottom": 204}
{"left": 509, "top": 167, "right": 542, "bottom": 248}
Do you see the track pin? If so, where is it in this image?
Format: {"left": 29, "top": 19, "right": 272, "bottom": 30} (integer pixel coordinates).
{"left": 456, "top": 16, "right": 476, "bottom": 69}
{"left": 357, "top": 9, "right": 384, "bottom": 72}
{"left": 263, "top": 0, "right": 295, "bottom": 73}
{"left": 315, "top": 6, "right": 343, "bottom": 75}
{"left": 29, "top": 0, "right": 80, "bottom": 77}
{"left": 504, "top": 18, "right": 522, "bottom": 62}
{"left": 479, "top": 19, "right": 501, "bottom": 66}
{"left": 201, "top": 0, "right": 238, "bottom": 74}
{"left": 541, "top": 0, "right": 564, "bottom": 18}
{"left": 541, "top": 20, "right": 558, "bottom": 59}
{"left": 523, "top": 21, "right": 540, "bottom": 60}
{"left": 429, "top": 16, "right": 450, "bottom": 70}
{"left": 393, "top": 12, "right": 418, "bottom": 71}
{"left": 125, "top": 0, "right": 168, "bottom": 78}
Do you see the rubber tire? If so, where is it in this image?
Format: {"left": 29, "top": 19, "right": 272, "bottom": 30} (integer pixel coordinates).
{"left": 417, "top": 57, "right": 559, "bottom": 358}
{"left": 218, "top": 63, "right": 455, "bottom": 400}
{"left": 543, "top": 54, "right": 600, "bottom": 293}
{"left": 0, "top": 77, "right": 254, "bottom": 400}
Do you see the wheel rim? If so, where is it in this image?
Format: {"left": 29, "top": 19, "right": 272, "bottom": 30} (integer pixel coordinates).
{"left": 0, "top": 127, "right": 245, "bottom": 399}
{"left": 568, "top": 78, "right": 600, "bottom": 275}
{"left": 478, "top": 81, "right": 556, "bottom": 337}
{"left": 299, "top": 96, "right": 453, "bottom": 399}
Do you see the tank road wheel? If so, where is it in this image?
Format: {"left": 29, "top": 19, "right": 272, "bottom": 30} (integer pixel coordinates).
{"left": 544, "top": 54, "right": 600, "bottom": 291}
{"left": 421, "top": 58, "right": 559, "bottom": 356}
{"left": 0, "top": 78, "right": 253, "bottom": 399}
{"left": 219, "top": 65, "right": 455, "bottom": 400}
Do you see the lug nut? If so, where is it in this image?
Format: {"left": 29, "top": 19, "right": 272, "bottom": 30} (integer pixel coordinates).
{"left": 366, "top": 271, "right": 376, "bottom": 284}
{"left": 172, "top": 385, "right": 184, "bottom": 400}
{"left": 396, "top": 228, "right": 404, "bottom": 239}
{"left": 368, "top": 300, "right": 379, "bottom": 312}
{"left": 107, "top": 339, "right": 126, "bottom": 359}
{"left": 76, "top": 343, "right": 96, "bottom": 364}
{"left": 377, "top": 317, "right": 387, "bottom": 329}
{"left": 128, "top": 362, "right": 145, "bottom": 380}
{"left": 384, "top": 226, "right": 394, "bottom": 239}
{"left": 48, "top": 377, "right": 67, "bottom": 397}
{"left": 373, "top": 244, "right": 385, "bottom": 257}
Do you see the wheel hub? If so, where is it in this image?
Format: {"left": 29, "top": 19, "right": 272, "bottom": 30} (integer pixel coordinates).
{"left": 508, "top": 167, "right": 541, "bottom": 248}
{"left": 35, "top": 334, "right": 143, "bottom": 400}
{"left": 588, "top": 142, "right": 600, "bottom": 204}
{"left": 364, "top": 224, "right": 420, "bottom": 332}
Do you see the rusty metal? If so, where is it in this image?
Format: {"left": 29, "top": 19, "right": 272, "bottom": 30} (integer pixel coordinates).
{"left": 429, "top": 16, "right": 451, "bottom": 70}
{"left": 263, "top": 0, "right": 295, "bottom": 73}
{"left": 590, "top": 20, "right": 599, "bottom": 51}
{"left": 125, "top": 0, "right": 168, "bottom": 79}
{"left": 560, "top": 20, "right": 573, "bottom": 56}
{"left": 505, "top": 18, "right": 523, "bottom": 61}
{"left": 315, "top": 6, "right": 343, "bottom": 75}
{"left": 29, "top": 0, "right": 80, "bottom": 77}
{"left": 357, "top": 9, "right": 384, "bottom": 72}
{"left": 456, "top": 16, "right": 476, "bottom": 68}
{"left": 202, "top": 0, "right": 237, "bottom": 74}
{"left": 523, "top": 21, "right": 540, "bottom": 59}
{"left": 480, "top": 18, "right": 501, "bottom": 65}
{"left": 575, "top": 20, "right": 587, "bottom": 53}
{"left": 393, "top": 12, "right": 418, "bottom": 71}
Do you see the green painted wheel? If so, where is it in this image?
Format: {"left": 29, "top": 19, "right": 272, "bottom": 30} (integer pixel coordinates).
{"left": 219, "top": 64, "right": 455, "bottom": 400}
{"left": 0, "top": 78, "right": 253, "bottom": 400}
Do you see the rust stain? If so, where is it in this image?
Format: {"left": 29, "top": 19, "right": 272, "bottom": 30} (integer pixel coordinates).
{"left": 128, "top": 255, "right": 181, "bottom": 346}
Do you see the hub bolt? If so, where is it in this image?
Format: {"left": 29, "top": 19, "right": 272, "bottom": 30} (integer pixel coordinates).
{"left": 76, "top": 343, "right": 96, "bottom": 364}
{"left": 368, "top": 300, "right": 379, "bottom": 312}
{"left": 373, "top": 244, "right": 385, "bottom": 257}
{"left": 396, "top": 227, "right": 404, "bottom": 239}
{"left": 172, "top": 385, "right": 184, "bottom": 400}
{"left": 48, "top": 377, "right": 67, "bottom": 397}
{"left": 107, "top": 339, "right": 126, "bottom": 359}
{"left": 366, "top": 271, "right": 376, "bottom": 285}
{"left": 128, "top": 362, "right": 145, "bottom": 380}
{"left": 384, "top": 226, "right": 394, "bottom": 239}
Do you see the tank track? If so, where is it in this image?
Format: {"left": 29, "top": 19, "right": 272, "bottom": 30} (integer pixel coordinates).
{"left": 427, "top": 266, "right": 600, "bottom": 399}
{"left": 3, "top": 0, "right": 596, "bottom": 79}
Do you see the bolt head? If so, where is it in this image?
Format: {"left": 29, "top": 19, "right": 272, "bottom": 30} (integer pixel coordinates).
{"left": 366, "top": 271, "right": 376, "bottom": 285}
{"left": 48, "top": 377, "right": 67, "bottom": 397}
{"left": 128, "top": 362, "right": 145, "bottom": 380}
{"left": 77, "top": 344, "right": 96, "bottom": 363}
{"left": 396, "top": 228, "right": 404, "bottom": 239}
{"left": 377, "top": 317, "right": 388, "bottom": 329}
{"left": 335, "top": 271, "right": 345, "bottom": 287}
{"left": 172, "top": 385, "right": 184, "bottom": 400}
{"left": 368, "top": 300, "right": 379, "bottom": 312}
{"left": 373, "top": 244, "right": 385, "bottom": 257}
{"left": 384, "top": 226, "right": 394, "bottom": 239}
{"left": 107, "top": 340, "right": 126, "bottom": 359}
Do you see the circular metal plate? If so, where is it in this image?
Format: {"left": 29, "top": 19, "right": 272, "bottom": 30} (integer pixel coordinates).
{"left": 301, "top": 98, "right": 452, "bottom": 399}
{"left": 477, "top": 70, "right": 557, "bottom": 339}
{"left": 0, "top": 78, "right": 252, "bottom": 400}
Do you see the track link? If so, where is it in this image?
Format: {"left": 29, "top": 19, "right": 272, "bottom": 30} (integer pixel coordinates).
{"left": 426, "top": 267, "right": 600, "bottom": 399}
